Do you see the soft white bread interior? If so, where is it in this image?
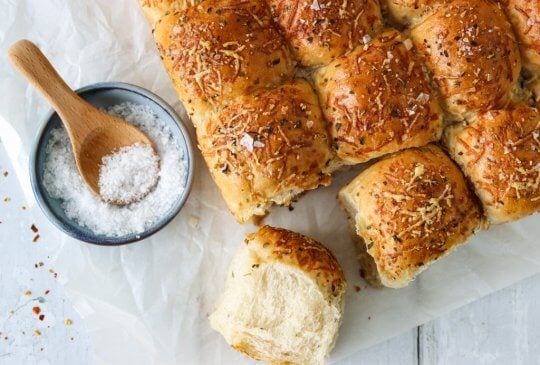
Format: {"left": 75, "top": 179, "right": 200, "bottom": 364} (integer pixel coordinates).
{"left": 209, "top": 226, "right": 346, "bottom": 365}
{"left": 338, "top": 144, "right": 484, "bottom": 288}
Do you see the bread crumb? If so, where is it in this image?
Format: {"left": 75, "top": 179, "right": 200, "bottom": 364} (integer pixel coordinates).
{"left": 188, "top": 215, "right": 199, "bottom": 228}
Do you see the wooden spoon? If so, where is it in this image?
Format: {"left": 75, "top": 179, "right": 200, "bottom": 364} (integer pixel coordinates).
{"left": 8, "top": 40, "right": 158, "bottom": 205}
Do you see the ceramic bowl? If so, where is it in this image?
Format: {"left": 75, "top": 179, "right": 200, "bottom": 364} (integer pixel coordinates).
{"left": 30, "top": 82, "right": 194, "bottom": 245}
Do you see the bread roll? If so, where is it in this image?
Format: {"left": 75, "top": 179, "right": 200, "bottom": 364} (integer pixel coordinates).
{"left": 209, "top": 226, "right": 346, "bottom": 365}
{"left": 138, "top": 0, "right": 202, "bottom": 27}
{"left": 444, "top": 103, "right": 540, "bottom": 224}
{"left": 500, "top": 0, "right": 540, "bottom": 102}
{"left": 313, "top": 29, "right": 444, "bottom": 166}
{"left": 382, "top": 0, "right": 451, "bottom": 25}
{"left": 338, "top": 144, "right": 483, "bottom": 288}
{"left": 197, "top": 79, "right": 333, "bottom": 224}
{"left": 267, "top": 0, "right": 382, "bottom": 67}
{"left": 410, "top": 0, "right": 521, "bottom": 119}
{"left": 153, "top": 0, "right": 295, "bottom": 127}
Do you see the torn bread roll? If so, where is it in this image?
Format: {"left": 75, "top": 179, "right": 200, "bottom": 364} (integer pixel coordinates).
{"left": 444, "top": 103, "right": 540, "bottom": 224}
{"left": 313, "top": 28, "right": 444, "bottom": 166}
{"left": 197, "top": 79, "right": 333, "bottom": 224}
{"left": 209, "top": 226, "right": 346, "bottom": 365}
{"left": 338, "top": 144, "right": 484, "bottom": 288}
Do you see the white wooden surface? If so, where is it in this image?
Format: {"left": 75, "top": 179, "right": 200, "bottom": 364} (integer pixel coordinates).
{"left": 1, "top": 141, "right": 538, "bottom": 365}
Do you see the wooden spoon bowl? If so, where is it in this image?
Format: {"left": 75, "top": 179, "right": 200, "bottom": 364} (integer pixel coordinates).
{"left": 9, "top": 40, "right": 157, "bottom": 205}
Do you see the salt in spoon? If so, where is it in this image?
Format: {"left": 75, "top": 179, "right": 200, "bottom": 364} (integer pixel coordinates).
{"left": 8, "top": 40, "right": 159, "bottom": 205}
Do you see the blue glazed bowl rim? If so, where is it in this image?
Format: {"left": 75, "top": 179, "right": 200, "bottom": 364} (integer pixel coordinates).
{"left": 29, "top": 81, "right": 195, "bottom": 246}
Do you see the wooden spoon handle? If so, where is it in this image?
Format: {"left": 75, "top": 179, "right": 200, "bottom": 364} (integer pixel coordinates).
{"left": 8, "top": 40, "right": 81, "bottom": 116}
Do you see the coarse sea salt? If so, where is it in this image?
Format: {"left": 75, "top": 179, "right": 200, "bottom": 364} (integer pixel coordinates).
{"left": 43, "top": 102, "right": 186, "bottom": 237}
{"left": 99, "top": 143, "right": 159, "bottom": 204}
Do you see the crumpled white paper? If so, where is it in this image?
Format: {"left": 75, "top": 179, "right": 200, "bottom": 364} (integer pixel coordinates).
{"left": 1, "top": 1, "right": 539, "bottom": 364}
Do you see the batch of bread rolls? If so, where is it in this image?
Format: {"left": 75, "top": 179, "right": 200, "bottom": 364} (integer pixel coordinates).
{"left": 138, "top": 0, "right": 540, "bottom": 363}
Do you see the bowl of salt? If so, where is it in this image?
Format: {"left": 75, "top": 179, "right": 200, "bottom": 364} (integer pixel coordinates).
{"left": 30, "top": 82, "right": 194, "bottom": 245}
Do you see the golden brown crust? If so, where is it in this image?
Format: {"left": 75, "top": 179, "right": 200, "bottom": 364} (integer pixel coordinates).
{"left": 500, "top": 0, "right": 540, "bottom": 101}
{"left": 382, "top": 0, "right": 452, "bottom": 25}
{"left": 153, "top": 0, "right": 295, "bottom": 127}
{"left": 245, "top": 226, "right": 347, "bottom": 297}
{"left": 267, "top": 0, "right": 383, "bottom": 67}
{"left": 197, "top": 79, "right": 333, "bottom": 223}
{"left": 313, "top": 29, "right": 444, "bottom": 166}
{"left": 138, "top": 0, "right": 202, "bottom": 27}
{"left": 411, "top": 0, "right": 521, "bottom": 119}
{"left": 339, "top": 144, "right": 483, "bottom": 288}
{"left": 444, "top": 103, "right": 540, "bottom": 224}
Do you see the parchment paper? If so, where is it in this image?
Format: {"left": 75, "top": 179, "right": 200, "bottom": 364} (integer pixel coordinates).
{"left": 1, "top": 1, "right": 539, "bottom": 364}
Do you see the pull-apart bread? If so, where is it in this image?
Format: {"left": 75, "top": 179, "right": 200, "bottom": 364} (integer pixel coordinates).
{"left": 197, "top": 80, "right": 333, "bottom": 223}
{"left": 314, "top": 28, "right": 444, "bottom": 166}
{"left": 152, "top": 0, "right": 295, "bottom": 128}
{"left": 267, "top": 0, "right": 383, "bottom": 67}
{"left": 209, "top": 226, "right": 346, "bottom": 365}
{"left": 338, "top": 145, "right": 483, "bottom": 288}
{"left": 444, "top": 103, "right": 540, "bottom": 224}
{"left": 410, "top": 0, "right": 521, "bottom": 119}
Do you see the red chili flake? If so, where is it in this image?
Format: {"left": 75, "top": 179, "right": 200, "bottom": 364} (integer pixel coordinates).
{"left": 31, "top": 224, "right": 39, "bottom": 233}
{"left": 38, "top": 314, "right": 45, "bottom": 321}
{"left": 44, "top": 290, "right": 50, "bottom": 295}
{"left": 32, "top": 306, "right": 41, "bottom": 315}
{"left": 32, "top": 234, "right": 40, "bottom": 243}
{"left": 354, "top": 285, "right": 361, "bottom": 292}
